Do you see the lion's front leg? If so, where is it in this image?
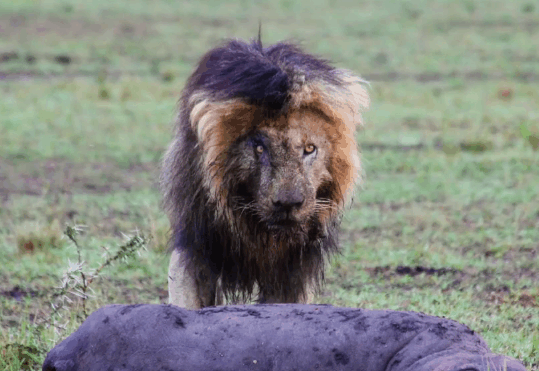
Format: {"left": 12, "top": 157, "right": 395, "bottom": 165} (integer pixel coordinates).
{"left": 168, "top": 249, "right": 220, "bottom": 309}
{"left": 258, "top": 282, "right": 316, "bottom": 304}
{"left": 299, "top": 286, "right": 315, "bottom": 304}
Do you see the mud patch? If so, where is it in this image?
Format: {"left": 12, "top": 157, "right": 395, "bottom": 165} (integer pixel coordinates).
{"left": 441, "top": 19, "right": 539, "bottom": 31}
{"left": 482, "top": 290, "right": 537, "bottom": 308}
{"left": 515, "top": 293, "right": 537, "bottom": 308}
{"left": 363, "top": 70, "right": 539, "bottom": 83}
{"left": 367, "top": 265, "right": 460, "bottom": 277}
{"left": 362, "top": 139, "right": 496, "bottom": 153}
{"left": 0, "top": 15, "right": 154, "bottom": 40}
{"left": 361, "top": 142, "right": 425, "bottom": 152}
{"left": 54, "top": 55, "right": 72, "bottom": 65}
{"left": 395, "top": 266, "right": 459, "bottom": 277}
{"left": 0, "top": 52, "right": 19, "bottom": 63}
{"left": 2, "top": 68, "right": 538, "bottom": 83}
{"left": 0, "top": 159, "right": 158, "bottom": 197}
{"left": 0, "top": 51, "right": 37, "bottom": 65}
{"left": 0, "top": 286, "right": 38, "bottom": 301}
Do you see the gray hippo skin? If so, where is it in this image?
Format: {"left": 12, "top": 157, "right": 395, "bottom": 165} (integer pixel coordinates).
{"left": 42, "top": 304, "right": 526, "bottom": 371}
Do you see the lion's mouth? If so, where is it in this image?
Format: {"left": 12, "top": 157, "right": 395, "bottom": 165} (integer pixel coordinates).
{"left": 270, "top": 218, "right": 298, "bottom": 228}
{"left": 266, "top": 213, "right": 304, "bottom": 230}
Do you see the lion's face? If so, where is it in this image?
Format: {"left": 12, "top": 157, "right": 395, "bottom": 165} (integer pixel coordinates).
{"left": 226, "top": 109, "right": 337, "bottom": 235}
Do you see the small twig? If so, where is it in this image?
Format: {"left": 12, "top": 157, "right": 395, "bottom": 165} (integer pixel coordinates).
{"left": 65, "top": 225, "right": 89, "bottom": 316}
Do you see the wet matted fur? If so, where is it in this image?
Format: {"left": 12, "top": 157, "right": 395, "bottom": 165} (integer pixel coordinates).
{"left": 161, "top": 38, "right": 369, "bottom": 308}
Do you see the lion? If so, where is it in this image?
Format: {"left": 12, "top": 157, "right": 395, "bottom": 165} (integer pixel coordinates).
{"left": 161, "top": 38, "right": 369, "bottom": 309}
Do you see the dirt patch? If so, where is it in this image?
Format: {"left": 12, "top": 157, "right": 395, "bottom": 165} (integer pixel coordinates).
{"left": 366, "top": 265, "right": 460, "bottom": 278}
{"left": 0, "top": 159, "right": 158, "bottom": 198}
{"left": 360, "top": 265, "right": 539, "bottom": 305}
{"left": 0, "top": 14, "right": 154, "bottom": 40}
{"left": 515, "top": 293, "right": 537, "bottom": 308}
{"left": 395, "top": 265, "right": 458, "bottom": 276}
{"left": 0, "top": 286, "right": 39, "bottom": 301}
{"left": 360, "top": 142, "right": 425, "bottom": 152}
{"left": 2, "top": 68, "right": 538, "bottom": 83}
{"left": 481, "top": 289, "right": 537, "bottom": 308}
{"left": 441, "top": 19, "right": 539, "bottom": 31}
{"left": 0, "top": 52, "right": 19, "bottom": 63}
{"left": 363, "top": 70, "right": 539, "bottom": 83}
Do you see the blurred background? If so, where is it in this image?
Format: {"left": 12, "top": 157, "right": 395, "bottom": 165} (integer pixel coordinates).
{"left": 1, "top": 0, "right": 538, "bottom": 369}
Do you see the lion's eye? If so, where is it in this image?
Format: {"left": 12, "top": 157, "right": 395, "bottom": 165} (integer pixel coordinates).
{"left": 256, "top": 145, "right": 264, "bottom": 154}
{"left": 304, "top": 144, "right": 316, "bottom": 155}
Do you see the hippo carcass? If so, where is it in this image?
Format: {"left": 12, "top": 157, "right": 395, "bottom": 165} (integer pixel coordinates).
{"left": 43, "top": 304, "right": 526, "bottom": 371}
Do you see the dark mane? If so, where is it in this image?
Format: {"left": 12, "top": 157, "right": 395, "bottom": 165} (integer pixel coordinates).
{"left": 185, "top": 39, "right": 339, "bottom": 112}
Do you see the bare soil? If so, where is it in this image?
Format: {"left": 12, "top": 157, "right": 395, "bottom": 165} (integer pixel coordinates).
{"left": 0, "top": 159, "right": 158, "bottom": 198}
{"left": 2, "top": 69, "right": 539, "bottom": 82}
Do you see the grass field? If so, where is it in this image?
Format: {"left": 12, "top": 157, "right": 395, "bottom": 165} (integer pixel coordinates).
{"left": 1, "top": 0, "right": 538, "bottom": 369}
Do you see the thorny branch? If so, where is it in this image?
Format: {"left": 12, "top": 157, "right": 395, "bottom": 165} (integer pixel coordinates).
{"left": 36, "top": 225, "right": 147, "bottom": 332}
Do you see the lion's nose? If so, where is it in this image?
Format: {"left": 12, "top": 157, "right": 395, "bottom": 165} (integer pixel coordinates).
{"left": 273, "top": 189, "right": 304, "bottom": 212}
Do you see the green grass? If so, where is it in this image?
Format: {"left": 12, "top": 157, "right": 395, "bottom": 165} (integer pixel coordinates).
{"left": 1, "top": 0, "right": 538, "bottom": 369}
